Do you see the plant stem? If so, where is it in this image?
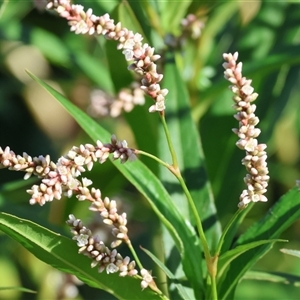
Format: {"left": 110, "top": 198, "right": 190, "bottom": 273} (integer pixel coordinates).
{"left": 159, "top": 111, "right": 217, "bottom": 296}
{"left": 138, "top": 111, "right": 216, "bottom": 297}
{"left": 159, "top": 112, "right": 211, "bottom": 260}
{"left": 126, "top": 241, "right": 168, "bottom": 299}
{"left": 210, "top": 273, "right": 218, "bottom": 300}
{"left": 160, "top": 112, "right": 179, "bottom": 169}
{"left": 176, "top": 175, "right": 211, "bottom": 261}
{"left": 135, "top": 149, "right": 171, "bottom": 170}
{"left": 126, "top": 240, "right": 144, "bottom": 271}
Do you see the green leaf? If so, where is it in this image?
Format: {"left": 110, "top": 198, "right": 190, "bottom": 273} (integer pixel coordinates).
{"left": 0, "top": 0, "right": 31, "bottom": 25}
{"left": 218, "top": 239, "right": 287, "bottom": 279}
{"left": 0, "top": 287, "right": 36, "bottom": 293}
{"left": 218, "top": 188, "right": 300, "bottom": 299}
{"left": 141, "top": 246, "right": 191, "bottom": 300}
{"left": 74, "top": 51, "right": 115, "bottom": 94}
{"left": 0, "top": 212, "right": 161, "bottom": 300}
{"left": 242, "top": 270, "right": 300, "bottom": 287}
{"left": 31, "top": 28, "right": 70, "bottom": 67}
{"left": 94, "top": 0, "right": 119, "bottom": 13}
{"left": 157, "top": 1, "right": 192, "bottom": 34}
{"left": 25, "top": 71, "right": 205, "bottom": 299}
{"left": 118, "top": 1, "right": 148, "bottom": 44}
{"left": 137, "top": 0, "right": 164, "bottom": 38}
{"left": 280, "top": 248, "right": 300, "bottom": 258}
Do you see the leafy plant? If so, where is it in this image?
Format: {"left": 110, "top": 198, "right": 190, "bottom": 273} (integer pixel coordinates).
{"left": 1, "top": 1, "right": 300, "bottom": 299}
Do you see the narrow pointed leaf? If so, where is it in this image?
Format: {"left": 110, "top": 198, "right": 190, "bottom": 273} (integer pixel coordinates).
{"left": 218, "top": 239, "right": 287, "bottom": 278}
{"left": 141, "top": 246, "right": 191, "bottom": 300}
{"left": 0, "top": 287, "right": 36, "bottom": 293}
{"left": 25, "top": 70, "right": 183, "bottom": 252}
{"left": 280, "top": 248, "right": 300, "bottom": 258}
{"left": 243, "top": 270, "right": 300, "bottom": 286}
{"left": 218, "top": 188, "right": 300, "bottom": 299}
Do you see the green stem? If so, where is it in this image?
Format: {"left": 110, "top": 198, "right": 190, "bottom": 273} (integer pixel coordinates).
{"left": 210, "top": 274, "right": 218, "bottom": 300}
{"left": 137, "top": 147, "right": 211, "bottom": 263}
{"left": 127, "top": 240, "right": 144, "bottom": 271}
{"left": 160, "top": 112, "right": 179, "bottom": 169}
{"left": 135, "top": 149, "right": 171, "bottom": 170}
{"left": 159, "top": 112, "right": 211, "bottom": 263}
{"left": 159, "top": 112, "right": 215, "bottom": 294}
{"left": 176, "top": 175, "right": 211, "bottom": 265}
{"left": 127, "top": 241, "right": 168, "bottom": 299}
{"left": 139, "top": 111, "right": 215, "bottom": 296}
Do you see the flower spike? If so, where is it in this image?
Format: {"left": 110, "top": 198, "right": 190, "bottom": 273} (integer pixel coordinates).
{"left": 223, "top": 52, "right": 270, "bottom": 208}
{"left": 45, "top": 0, "right": 168, "bottom": 113}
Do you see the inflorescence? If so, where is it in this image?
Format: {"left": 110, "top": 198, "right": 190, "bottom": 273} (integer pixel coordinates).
{"left": 67, "top": 214, "right": 137, "bottom": 276}
{"left": 0, "top": 135, "right": 136, "bottom": 206}
{"left": 0, "top": 135, "right": 156, "bottom": 289}
{"left": 89, "top": 83, "right": 145, "bottom": 118}
{"left": 223, "top": 52, "right": 270, "bottom": 208}
{"left": 45, "top": 0, "right": 168, "bottom": 113}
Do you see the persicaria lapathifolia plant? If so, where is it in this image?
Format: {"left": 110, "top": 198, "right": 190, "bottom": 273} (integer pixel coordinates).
{"left": 1, "top": 1, "right": 300, "bottom": 300}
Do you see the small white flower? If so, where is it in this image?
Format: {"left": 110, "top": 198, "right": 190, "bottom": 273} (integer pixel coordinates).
{"left": 82, "top": 177, "right": 93, "bottom": 187}
{"left": 106, "top": 263, "right": 119, "bottom": 274}
{"left": 244, "top": 138, "right": 258, "bottom": 152}
{"left": 122, "top": 49, "right": 134, "bottom": 61}
{"left": 74, "top": 155, "right": 85, "bottom": 166}
{"left": 75, "top": 234, "right": 89, "bottom": 247}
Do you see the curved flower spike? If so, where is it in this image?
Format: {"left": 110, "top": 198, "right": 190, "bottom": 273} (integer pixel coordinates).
{"left": 66, "top": 215, "right": 138, "bottom": 277}
{"left": 45, "top": 0, "right": 168, "bottom": 113}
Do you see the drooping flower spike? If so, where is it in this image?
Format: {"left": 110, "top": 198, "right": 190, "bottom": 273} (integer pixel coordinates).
{"left": 0, "top": 135, "right": 136, "bottom": 206}
{"left": 45, "top": 0, "right": 168, "bottom": 113}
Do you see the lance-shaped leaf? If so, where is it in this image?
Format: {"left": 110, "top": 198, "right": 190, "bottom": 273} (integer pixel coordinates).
{"left": 218, "top": 239, "right": 287, "bottom": 279}
{"left": 243, "top": 270, "right": 300, "bottom": 287}
{"left": 218, "top": 188, "right": 300, "bottom": 299}
{"left": 280, "top": 248, "right": 300, "bottom": 258}
{"left": 141, "top": 246, "right": 191, "bottom": 300}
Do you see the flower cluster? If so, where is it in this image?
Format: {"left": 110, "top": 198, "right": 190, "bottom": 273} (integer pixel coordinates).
{"left": 181, "top": 14, "right": 205, "bottom": 40}
{"left": 140, "top": 269, "right": 154, "bottom": 290}
{"left": 88, "top": 192, "right": 129, "bottom": 248}
{"left": 223, "top": 52, "right": 270, "bottom": 208}
{"left": 45, "top": 0, "right": 168, "bottom": 113}
{"left": 0, "top": 135, "right": 136, "bottom": 206}
{"left": 67, "top": 215, "right": 138, "bottom": 277}
{"left": 89, "top": 83, "right": 145, "bottom": 118}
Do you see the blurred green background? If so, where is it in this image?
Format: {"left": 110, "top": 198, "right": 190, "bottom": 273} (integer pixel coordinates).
{"left": 0, "top": 0, "right": 300, "bottom": 299}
